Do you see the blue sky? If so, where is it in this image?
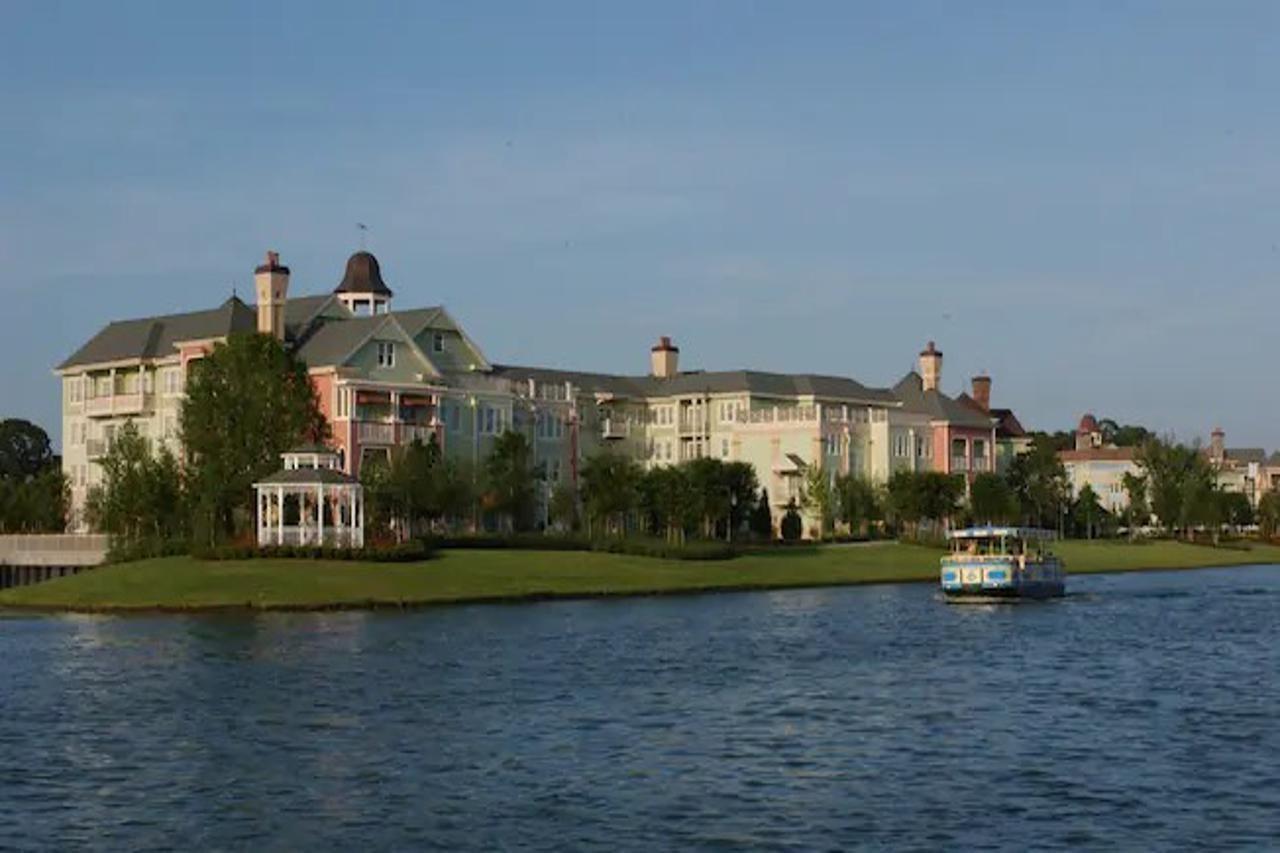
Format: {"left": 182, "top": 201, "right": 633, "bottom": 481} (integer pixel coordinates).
{"left": 3, "top": 1, "right": 1277, "bottom": 450}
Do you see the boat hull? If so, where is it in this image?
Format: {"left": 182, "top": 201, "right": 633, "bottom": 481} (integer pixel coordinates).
{"left": 940, "top": 558, "right": 1065, "bottom": 603}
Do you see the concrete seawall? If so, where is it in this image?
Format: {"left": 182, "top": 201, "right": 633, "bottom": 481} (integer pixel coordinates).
{"left": 0, "top": 535, "right": 108, "bottom": 590}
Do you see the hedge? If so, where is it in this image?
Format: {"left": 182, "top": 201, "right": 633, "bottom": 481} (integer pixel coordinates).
{"left": 195, "top": 540, "right": 433, "bottom": 563}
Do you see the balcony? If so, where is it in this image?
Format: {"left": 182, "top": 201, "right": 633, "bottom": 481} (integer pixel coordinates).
{"left": 357, "top": 421, "right": 396, "bottom": 445}
{"left": 973, "top": 457, "right": 991, "bottom": 473}
{"left": 602, "top": 419, "right": 630, "bottom": 440}
{"left": 401, "top": 423, "right": 436, "bottom": 444}
{"left": 950, "top": 457, "right": 969, "bottom": 474}
{"left": 84, "top": 393, "right": 149, "bottom": 418}
{"left": 86, "top": 439, "right": 110, "bottom": 459}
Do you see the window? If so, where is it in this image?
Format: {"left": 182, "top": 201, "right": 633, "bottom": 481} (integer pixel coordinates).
{"left": 433, "top": 333, "right": 444, "bottom": 353}
{"left": 721, "top": 438, "right": 730, "bottom": 458}
{"left": 376, "top": 341, "right": 396, "bottom": 368}
{"left": 973, "top": 439, "right": 986, "bottom": 458}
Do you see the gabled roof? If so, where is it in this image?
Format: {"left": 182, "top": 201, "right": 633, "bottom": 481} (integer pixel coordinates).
{"left": 1224, "top": 447, "right": 1267, "bottom": 464}
{"left": 58, "top": 297, "right": 257, "bottom": 370}
{"left": 955, "top": 393, "right": 1028, "bottom": 438}
{"left": 292, "top": 313, "right": 442, "bottom": 377}
{"left": 893, "top": 372, "right": 993, "bottom": 428}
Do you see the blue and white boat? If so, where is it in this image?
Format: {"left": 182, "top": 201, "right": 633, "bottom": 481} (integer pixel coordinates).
{"left": 940, "top": 526, "right": 1065, "bottom": 603}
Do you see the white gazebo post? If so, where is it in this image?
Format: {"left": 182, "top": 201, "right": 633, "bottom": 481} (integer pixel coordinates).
{"left": 277, "top": 485, "right": 285, "bottom": 546}
{"left": 317, "top": 482, "right": 325, "bottom": 546}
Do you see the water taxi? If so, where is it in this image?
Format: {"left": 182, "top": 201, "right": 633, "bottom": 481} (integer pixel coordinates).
{"left": 940, "top": 526, "right": 1065, "bottom": 602}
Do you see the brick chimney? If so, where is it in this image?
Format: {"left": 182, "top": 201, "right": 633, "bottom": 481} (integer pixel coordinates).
{"left": 254, "top": 251, "right": 290, "bottom": 340}
{"left": 919, "top": 341, "right": 942, "bottom": 392}
{"left": 971, "top": 375, "right": 991, "bottom": 411}
{"left": 1210, "top": 427, "right": 1225, "bottom": 462}
{"left": 650, "top": 336, "right": 679, "bottom": 379}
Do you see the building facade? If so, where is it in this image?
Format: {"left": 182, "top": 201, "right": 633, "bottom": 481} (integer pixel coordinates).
{"left": 58, "top": 250, "right": 1004, "bottom": 535}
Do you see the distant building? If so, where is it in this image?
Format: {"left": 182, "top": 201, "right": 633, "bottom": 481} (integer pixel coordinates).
{"left": 57, "top": 250, "right": 1003, "bottom": 536}
{"left": 1058, "top": 413, "right": 1139, "bottom": 515}
{"left": 956, "top": 374, "right": 1030, "bottom": 473}
{"left": 1206, "top": 427, "right": 1266, "bottom": 507}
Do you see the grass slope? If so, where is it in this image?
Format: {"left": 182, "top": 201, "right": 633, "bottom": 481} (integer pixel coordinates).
{"left": 2, "top": 540, "right": 1278, "bottom": 611}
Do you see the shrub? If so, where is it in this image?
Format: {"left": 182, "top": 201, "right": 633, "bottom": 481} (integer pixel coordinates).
{"left": 780, "top": 502, "right": 803, "bottom": 542}
{"left": 195, "top": 540, "right": 433, "bottom": 563}
{"left": 106, "top": 536, "right": 190, "bottom": 564}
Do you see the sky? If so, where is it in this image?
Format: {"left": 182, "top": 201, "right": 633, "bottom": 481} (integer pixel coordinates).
{"left": 2, "top": 1, "right": 1277, "bottom": 451}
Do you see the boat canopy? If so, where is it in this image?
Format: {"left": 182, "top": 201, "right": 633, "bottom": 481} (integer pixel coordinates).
{"left": 947, "top": 526, "right": 1057, "bottom": 541}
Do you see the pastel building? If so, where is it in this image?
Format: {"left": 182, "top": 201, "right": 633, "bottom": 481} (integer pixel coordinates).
{"left": 58, "top": 250, "right": 1005, "bottom": 535}
{"left": 1058, "top": 414, "right": 1140, "bottom": 514}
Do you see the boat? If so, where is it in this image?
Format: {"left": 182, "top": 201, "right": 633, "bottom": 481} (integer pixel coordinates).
{"left": 940, "top": 526, "right": 1065, "bottom": 603}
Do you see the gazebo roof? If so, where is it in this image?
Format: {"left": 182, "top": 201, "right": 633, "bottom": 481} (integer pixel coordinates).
{"left": 256, "top": 468, "right": 359, "bottom": 487}
{"left": 286, "top": 443, "right": 338, "bottom": 455}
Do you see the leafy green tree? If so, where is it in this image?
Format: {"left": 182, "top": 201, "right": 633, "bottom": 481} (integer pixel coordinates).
{"left": 749, "top": 488, "right": 773, "bottom": 540}
{"left": 884, "top": 470, "right": 924, "bottom": 536}
{"left": 1257, "top": 492, "right": 1280, "bottom": 539}
{"left": 1006, "top": 436, "right": 1069, "bottom": 528}
{"left": 641, "top": 464, "right": 697, "bottom": 543}
{"left": 483, "top": 431, "right": 537, "bottom": 532}
{"left": 0, "top": 466, "right": 69, "bottom": 533}
{"left": 0, "top": 418, "right": 54, "bottom": 481}
{"left": 182, "top": 333, "right": 328, "bottom": 543}
{"left": 1121, "top": 471, "right": 1149, "bottom": 537}
{"left": 432, "top": 456, "right": 477, "bottom": 531}
{"left": 1071, "top": 483, "right": 1105, "bottom": 540}
{"left": 969, "top": 473, "right": 1018, "bottom": 525}
{"left": 836, "top": 475, "right": 880, "bottom": 536}
{"left": 84, "top": 420, "right": 185, "bottom": 544}
{"left": 723, "top": 461, "right": 759, "bottom": 540}
{"left": 685, "top": 458, "right": 731, "bottom": 539}
{"left": 1137, "top": 437, "right": 1217, "bottom": 539}
{"left": 1216, "top": 491, "right": 1253, "bottom": 530}
{"left": 580, "top": 451, "right": 643, "bottom": 536}
{"left": 548, "top": 481, "right": 579, "bottom": 531}
{"left": 780, "top": 499, "right": 803, "bottom": 541}
{"left": 800, "top": 462, "right": 836, "bottom": 539}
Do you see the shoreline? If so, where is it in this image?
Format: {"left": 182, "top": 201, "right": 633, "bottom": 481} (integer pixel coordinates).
{"left": 2, "top": 549, "right": 1277, "bottom": 615}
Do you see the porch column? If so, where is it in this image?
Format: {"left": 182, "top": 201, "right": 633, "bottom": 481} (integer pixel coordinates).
{"left": 277, "top": 486, "right": 284, "bottom": 545}
{"left": 317, "top": 482, "right": 325, "bottom": 546}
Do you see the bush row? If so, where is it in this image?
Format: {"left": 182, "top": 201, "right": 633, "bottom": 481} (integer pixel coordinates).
{"left": 195, "top": 540, "right": 434, "bottom": 563}
{"left": 424, "top": 533, "right": 739, "bottom": 561}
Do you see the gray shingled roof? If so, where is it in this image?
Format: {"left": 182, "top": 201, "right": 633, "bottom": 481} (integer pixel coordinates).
{"left": 58, "top": 297, "right": 257, "bottom": 370}
{"left": 893, "top": 372, "right": 994, "bottom": 428}
{"left": 255, "top": 467, "right": 359, "bottom": 486}
{"left": 1225, "top": 447, "right": 1267, "bottom": 464}
{"left": 490, "top": 364, "right": 898, "bottom": 403}
{"left": 292, "top": 315, "right": 387, "bottom": 367}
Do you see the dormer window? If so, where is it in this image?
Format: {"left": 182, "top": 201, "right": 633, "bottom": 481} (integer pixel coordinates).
{"left": 377, "top": 341, "right": 396, "bottom": 368}
{"left": 433, "top": 333, "right": 444, "bottom": 353}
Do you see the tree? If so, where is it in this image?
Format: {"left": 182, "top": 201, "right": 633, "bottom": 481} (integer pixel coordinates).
{"left": 84, "top": 420, "right": 185, "bottom": 544}
{"left": 836, "top": 475, "right": 880, "bottom": 537}
{"left": 780, "top": 499, "right": 803, "bottom": 541}
{"left": 0, "top": 466, "right": 68, "bottom": 533}
{"left": 969, "top": 473, "right": 1018, "bottom": 525}
{"left": 579, "top": 451, "right": 643, "bottom": 536}
{"left": 885, "top": 470, "right": 924, "bottom": 537}
{"left": 548, "top": 481, "right": 579, "bottom": 531}
{"left": 749, "top": 488, "right": 773, "bottom": 540}
{"left": 483, "top": 431, "right": 537, "bottom": 532}
{"left": 800, "top": 462, "right": 836, "bottom": 539}
{"left": 723, "top": 461, "right": 760, "bottom": 540}
{"left": 1071, "top": 484, "right": 1105, "bottom": 540}
{"left": 1006, "top": 436, "right": 1069, "bottom": 528}
{"left": 1216, "top": 491, "right": 1253, "bottom": 530}
{"left": 1137, "top": 437, "right": 1216, "bottom": 539}
{"left": 641, "top": 464, "right": 697, "bottom": 543}
{"left": 0, "top": 418, "right": 54, "bottom": 481}
{"left": 182, "top": 333, "right": 328, "bottom": 543}
{"left": 1121, "top": 471, "right": 1149, "bottom": 538}
{"left": 1258, "top": 492, "right": 1280, "bottom": 539}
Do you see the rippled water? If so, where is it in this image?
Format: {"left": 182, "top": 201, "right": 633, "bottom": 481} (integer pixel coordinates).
{"left": 4, "top": 566, "right": 1280, "bottom": 851}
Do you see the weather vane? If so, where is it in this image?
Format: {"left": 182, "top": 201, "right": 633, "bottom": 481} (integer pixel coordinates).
{"left": 357, "top": 222, "right": 369, "bottom": 250}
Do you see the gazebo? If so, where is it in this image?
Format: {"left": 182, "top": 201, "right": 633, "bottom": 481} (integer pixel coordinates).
{"left": 254, "top": 445, "right": 364, "bottom": 548}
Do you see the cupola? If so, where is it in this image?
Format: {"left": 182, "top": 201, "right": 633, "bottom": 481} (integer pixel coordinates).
{"left": 334, "top": 251, "right": 394, "bottom": 316}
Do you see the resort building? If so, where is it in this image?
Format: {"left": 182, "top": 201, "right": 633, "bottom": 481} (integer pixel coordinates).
{"left": 1206, "top": 428, "right": 1267, "bottom": 507}
{"left": 57, "top": 250, "right": 1005, "bottom": 535}
{"left": 1058, "top": 414, "right": 1140, "bottom": 515}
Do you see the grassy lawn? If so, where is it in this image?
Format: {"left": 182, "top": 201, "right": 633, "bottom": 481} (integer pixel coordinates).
{"left": 3, "top": 540, "right": 1279, "bottom": 612}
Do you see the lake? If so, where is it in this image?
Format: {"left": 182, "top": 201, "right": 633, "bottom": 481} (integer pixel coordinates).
{"left": 3, "top": 565, "right": 1279, "bottom": 850}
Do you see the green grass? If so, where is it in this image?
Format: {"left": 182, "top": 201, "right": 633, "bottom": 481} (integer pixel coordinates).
{"left": 3, "top": 540, "right": 1279, "bottom": 612}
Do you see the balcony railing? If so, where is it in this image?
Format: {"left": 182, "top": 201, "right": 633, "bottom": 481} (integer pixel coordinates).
{"left": 86, "top": 439, "right": 110, "bottom": 459}
{"left": 602, "top": 419, "right": 630, "bottom": 439}
{"left": 973, "top": 457, "right": 991, "bottom": 473}
{"left": 950, "top": 457, "right": 969, "bottom": 474}
{"left": 357, "top": 421, "right": 396, "bottom": 445}
{"left": 401, "top": 424, "right": 436, "bottom": 444}
{"left": 84, "top": 393, "right": 149, "bottom": 417}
